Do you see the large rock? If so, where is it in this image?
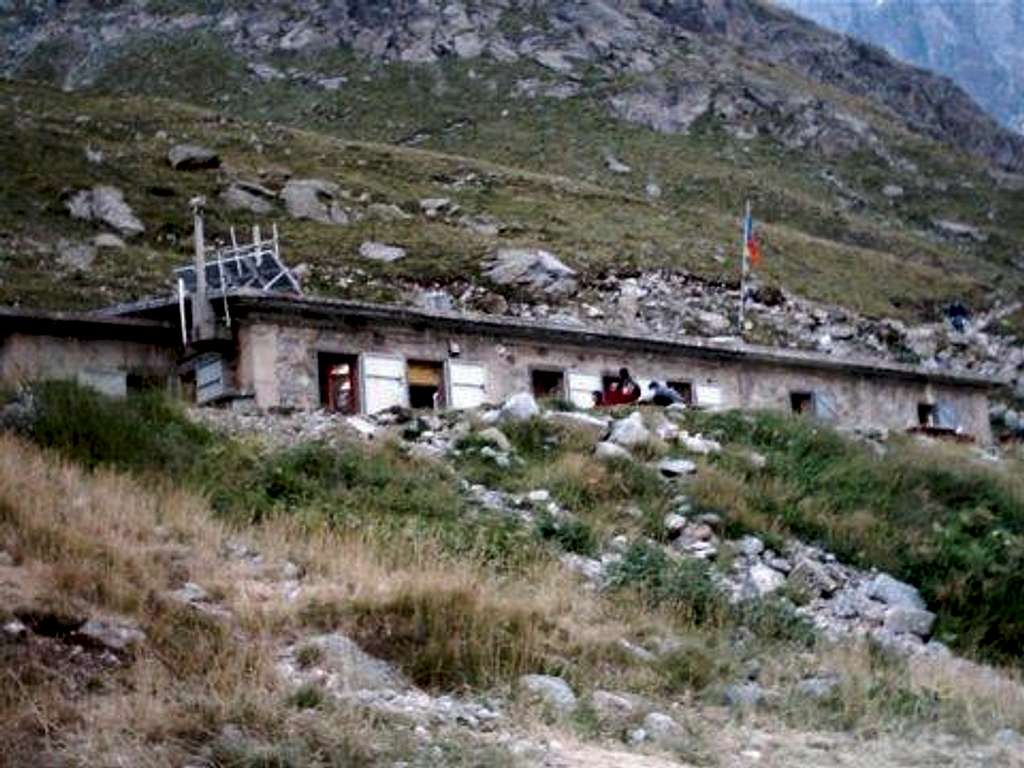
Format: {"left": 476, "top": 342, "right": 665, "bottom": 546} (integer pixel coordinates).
{"left": 743, "top": 564, "right": 786, "bottom": 597}
{"left": 609, "top": 411, "right": 651, "bottom": 447}
{"left": 221, "top": 181, "right": 276, "bottom": 214}
{"left": 167, "top": 143, "right": 220, "bottom": 170}
{"left": 546, "top": 411, "right": 610, "bottom": 440}
{"left": 642, "top": 712, "right": 686, "bottom": 744}
{"left": 884, "top": 606, "right": 936, "bottom": 638}
{"left": 66, "top": 186, "right": 144, "bottom": 236}
{"left": 477, "top": 427, "right": 511, "bottom": 452}
{"left": 483, "top": 248, "right": 577, "bottom": 297}
{"left": 657, "top": 457, "right": 697, "bottom": 478}
{"left": 595, "top": 441, "right": 632, "bottom": 461}
{"left": 282, "top": 178, "right": 350, "bottom": 225}
{"left": 278, "top": 633, "right": 406, "bottom": 693}
{"left": 518, "top": 674, "right": 577, "bottom": 714}
{"left": 591, "top": 690, "right": 637, "bottom": 723}
{"left": 500, "top": 392, "right": 540, "bottom": 423}
{"left": 73, "top": 617, "right": 146, "bottom": 652}
{"left": 867, "top": 574, "right": 926, "bottom": 610}
{"left": 358, "top": 241, "right": 406, "bottom": 263}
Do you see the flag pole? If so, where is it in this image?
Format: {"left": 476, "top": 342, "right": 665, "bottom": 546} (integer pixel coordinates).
{"left": 739, "top": 199, "right": 750, "bottom": 338}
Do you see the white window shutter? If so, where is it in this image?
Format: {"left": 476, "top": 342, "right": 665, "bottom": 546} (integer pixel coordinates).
{"left": 446, "top": 361, "right": 487, "bottom": 410}
{"left": 567, "top": 372, "right": 602, "bottom": 409}
{"left": 361, "top": 354, "right": 407, "bottom": 414}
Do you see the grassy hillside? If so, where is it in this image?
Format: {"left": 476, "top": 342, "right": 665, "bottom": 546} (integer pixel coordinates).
{"left": 2, "top": 384, "right": 1024, "bottom": 765}
{"left": 1, "top": 75, "right": 1022, "bottom": 322}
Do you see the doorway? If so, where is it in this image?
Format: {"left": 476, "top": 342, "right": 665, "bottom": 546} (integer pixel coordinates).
{"left": 407, "top": 360, "right": 445, "bottom": 410}
{"left": 790, "top": 391, "right": 814, "bottom": 415}
{"left": 531, "top": 368, "right": 565, "bottom": 399}
{"left": 666, "top": 380, "right": 694, "bottom": 405}
{"left": 318, "top": 352, "right": 359, "bottom": 414}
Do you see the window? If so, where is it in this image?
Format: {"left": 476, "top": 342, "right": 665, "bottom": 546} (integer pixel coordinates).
{"left": 666, "top": 380, "right": 694, "bottom": 405}
{"left": 318, "top": 352, "right": 359, "bottom": 414}
{"left": 407, "top": 360, "right": 445, "bottom": 410}
{"left": 531, "top": 368, "right": 565, "bottom": 399}
{"left": 790, "top": 391, "right": 814, "bottom": 415}
{"left": 917, "top": 402, "right": 936, "bottom": 428}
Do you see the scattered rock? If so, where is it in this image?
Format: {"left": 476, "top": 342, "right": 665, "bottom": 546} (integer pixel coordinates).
{"left": 282, "top": 178, "right": 350, "bottom": 225}
{"left": 723, "top": 681, "right": 767, "bottom": 709}
{"left": 786, "top": 557, "right": 838, "bottom": 598}
{"left": 743, "top": 564, "right": 786, "bottom": 597}
{"left": 483, "top": 248, "right": 577, "bottom": 297}
{"left": 65, "top": 186, "right": 144, "bottom": 236}
{"left": 795, "top": 674, "right": 840, "bottom": 700}
{"left": 278, "top": 632, "right": 406, "bottom": 692}
{"left": 546, "top": 411, "right": 609, "bottom": 439}
{"left": 609, "top": 411, "right": 651, "bottom": 448}
{"left": 591, "top": 690, "right": 637, "bottom": 722}
{"left": 663, "top": 513, "right": 688, "bottom": 537}
{"left": 419, "top": 197, "right": 454, "bottom": 217}
{"left": 605, "top": 155, "right": 632, "bottom": 174}
{"left": 657, "top": 457, "right": 697, "bottom": 477}
{"left": 642, "top": 712, "right": 685, "bottom": 744}
{"left": 882, "top": 184, "right": 904, "bottom": 199}
{"left": 932, "top": 218, "right": 987, "bottom": 243}
{"left": 0, "top": 550, "right": 14, "bottom": 567}
{"left": 680, "top": 432, "right": 721, "bottom": 455}
{"left": 884, "top": 606, "right": 937, "bottom": 638}
{"left": 595, "top": 441, "right": 632, "bottom": 461}
{"left": 518, "top": 674, "right": 577, "bottom": 715}
{"left": 477, "top": 427, "right": 511, "bottom": 452}
{"left": 867, "top": 573, "right": 926, "bottom": 610}
{"left": 93, "top": 232, "right": 126, "bottom": 250}
{"left": 74, "top": 617, "right": 146, "bottom": 653}
{"left": 358, "top": 241, "right": 407, "bottom": 263}
{"left": 57, "top": 239, "right": 96, "bottom": 271}
{"left": 500, "top": 392, "right": 540, "bottom": 423}
{"left": 221, "top": 181, "right": 276, "bottom": 214}
{"left": 167, "top": 144, "right": 220, "bottom": 170}
{"left": 736, "top": 535, "right": 765, "bottom": 558}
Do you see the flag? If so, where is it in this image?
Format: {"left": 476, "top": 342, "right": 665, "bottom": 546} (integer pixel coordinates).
{"left": 743, "top": 209, "right": 762, "bottom": 268}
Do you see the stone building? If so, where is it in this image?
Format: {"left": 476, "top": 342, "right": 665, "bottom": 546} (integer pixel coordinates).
{"left": 53, "top": 288, "right": 999, "bottom": 443}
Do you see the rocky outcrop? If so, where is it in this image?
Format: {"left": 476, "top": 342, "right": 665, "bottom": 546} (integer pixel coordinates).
{"left": 167, "top": 143, "right": 220, "bottom": 170}
{"left": 483, "top": 248, "right": 577, "bottom": 298}
{"left": 65, "top": 185, "right": 144, "bottom": 236}
{"left": 281, "top": 178, "right": 351, "bottom": 225}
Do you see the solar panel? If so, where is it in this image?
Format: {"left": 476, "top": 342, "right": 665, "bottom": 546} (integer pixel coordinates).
{"left": 174, "top": 225, "right": 301, "bottom": 295}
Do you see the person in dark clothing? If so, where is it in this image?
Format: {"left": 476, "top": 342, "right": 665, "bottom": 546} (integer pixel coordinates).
{"left": 648, "top": 381, "right": 685, "bottom": 407}
{"left": 617, "top": 367, "right": 640, "bottom": 404}
{"left": 947, "top": 300, "right": 970, "bottom": 333}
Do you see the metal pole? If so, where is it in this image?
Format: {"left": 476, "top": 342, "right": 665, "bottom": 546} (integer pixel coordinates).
{"left": 177, "top": 277, "right": 188, "bottom": 346}
{"left": 739, "top": 200, "right": 750, "bottom": 337}
{"left": 191, "top": 196, "right": 209, "bottom": 343}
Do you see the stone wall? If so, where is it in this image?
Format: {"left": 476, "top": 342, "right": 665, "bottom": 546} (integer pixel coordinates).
{"left": 0, "top": 333, "right": 176, "bottom": 396}
{"left": 233, "top": 318, "right": 993, "bottom": 442}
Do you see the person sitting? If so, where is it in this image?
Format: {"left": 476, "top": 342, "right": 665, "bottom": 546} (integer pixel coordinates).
{"left": 648, "top": 380, "right": 685, "bottom": 407}
{"left": 617, "top": 367, "right": 641, "bottom": 404}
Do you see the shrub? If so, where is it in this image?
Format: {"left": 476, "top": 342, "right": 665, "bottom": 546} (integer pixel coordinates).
{"left": 535, "top": 512, "right": 597, "bottom": 556}
{"left": 347, "top": 584, "right": 546, "bottom": 690}
{"left": 606, "top": 542, "right": 725, "bottom": 625}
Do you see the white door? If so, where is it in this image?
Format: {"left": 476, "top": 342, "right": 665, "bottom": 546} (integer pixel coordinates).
{"left": 568, "top": 372, "right": 602, "bottom": 409}
{"left": 446, "top": 360, "right": 487, "bottom": 410}
{"left": 361, "top": 354, "right": 407, "bottom": 414}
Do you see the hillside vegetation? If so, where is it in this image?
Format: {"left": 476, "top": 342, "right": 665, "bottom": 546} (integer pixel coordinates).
{"left": 2, "top": 384, "right": 1024, "bottom": 765}
{"left": 1, "top": 71, "right": 1022, "bottom": 322}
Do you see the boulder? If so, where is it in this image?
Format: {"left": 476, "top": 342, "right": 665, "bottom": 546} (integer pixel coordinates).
{"left": 657, "top": 457, "right": 697, "bottom": 477}
{"left": 66, "top": 186, "right": 144, "bottom": 236}
{"left": 93, "top": 233, "right": 126, "bottom": 250}
{"left": 546, "top": 411, "right": 610, "bottom": 440}
{"left": 609, "top": 411, "right": 650, "bottom": 447}
{"left": 663, "top": 513, "right": 687, "bottom": 537}
{"left": 743, "top": 564, "right": 785, "bottom": 598}
{"left": 279, "top": 633, "right": 405, "bottom": 692}
{"left": 518, "top": 674, "right": 577, "bottom": 715}
{"left": 73, "top": 617, "right": 146, "bottom": 652}
{"left": 483, "top": 248, "right": 577, "bottom": 297}
{"left": 605, "top": 155, "right": 632, "bottom": 174}
{"left": 221, "top": 181, "right": 276, "bottom": 214}
{"left": 642, "top": 712, "right": 685, "bottom": 744}
{"left": 500, "top": 392, "right": 540, "bottom": 423}
{"left": 595, "top": 441, "right": 632, "bottom": 461}
{"left": 57, "top": 239, "right": 96, "bottom": 271}
{"left": 680, "top": 432, "right": 721, "bottom": 455}
{"left": 795, "top": 674, "right": 840, "bottom": 700}
{"left": 282, "top": 178, "right": 350, "bottom": 225}
{"left": 723, "top": 681, "right": 767, "bottom": 709}
{"left": 882, "top": 184, "right": 905, "bottom": 198}
{"left": 167, "top": 143, "right": 220, "bottom": 170}
{"left": 358, "top": 241, "right": 406, "bottom": 263}
{"left": 591, "top": 690, "right": 637, "bottom": 722}
{"left": 735, "top": 535, "right": 765, "bottom": 558}
{"left": 884, "top": 606, "right": 936, "bottom": 638}
{"left": 867, "top": 573, "right": 926, "bottom": 610}
{"left": 419, "top": 197, "right": 453, "bottom": 217}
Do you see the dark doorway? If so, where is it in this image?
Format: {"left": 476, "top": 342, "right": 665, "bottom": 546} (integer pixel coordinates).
{"left": 666, "top": 380, "right": 694, "bottom": 405}
{"left": 918, "top": 402, "right": 936, "bottom": 427}
{"left": 532, "top": 369, "right": 565, "bottom": 399}
{"left": 790, "top": 391, "right": 814, "bottom": 415}
{"left": 407, "top": 360, "right": 445, "bottom": 410}
{"left": 318, "top": 352, "right": 359, "bottom": 414}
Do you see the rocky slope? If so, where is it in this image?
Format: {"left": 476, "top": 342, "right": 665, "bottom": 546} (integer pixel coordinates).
{"left": 777, "top": 0, "right": 1024, "bottom": 135}
{"left": 3, "top": 0, "right": 1024, "bottom": 171}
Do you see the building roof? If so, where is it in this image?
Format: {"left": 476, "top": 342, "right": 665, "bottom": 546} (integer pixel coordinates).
{"left": 101, "top": 290, "right": 1006, "bottom": 389}
{"left": 0, "top": 307, "right": 179, "bottom": 344}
